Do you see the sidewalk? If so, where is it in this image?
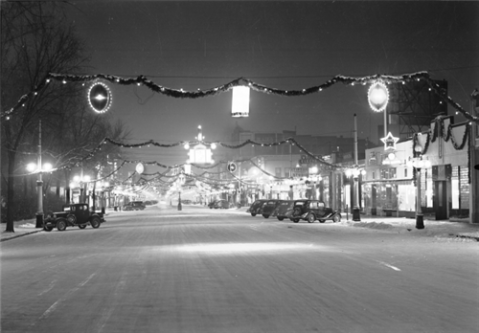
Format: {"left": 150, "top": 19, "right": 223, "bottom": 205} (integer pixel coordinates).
{"left": 339, "top": 216, "right": 479, "bottom": 241}
{"left": 1, "top": 218, "right": 42, "bottom": 242}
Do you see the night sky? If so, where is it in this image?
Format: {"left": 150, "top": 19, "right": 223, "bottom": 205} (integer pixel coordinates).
{"left": 64, "top": 1, "right": 479, "bottom": 164}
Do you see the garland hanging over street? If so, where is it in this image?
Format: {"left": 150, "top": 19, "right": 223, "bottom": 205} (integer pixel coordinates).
{"left": 3, "top": 71, "right": 477, "bottom": 123}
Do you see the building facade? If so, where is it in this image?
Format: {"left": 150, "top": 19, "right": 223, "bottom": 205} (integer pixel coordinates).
{"left": 363, "top": 116, "right": 471, "bottom": 220}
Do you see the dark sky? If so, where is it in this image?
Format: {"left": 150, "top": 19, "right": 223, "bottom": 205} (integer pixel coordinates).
{"left": 64, "top": 1, "right": 479, "bottom": 164}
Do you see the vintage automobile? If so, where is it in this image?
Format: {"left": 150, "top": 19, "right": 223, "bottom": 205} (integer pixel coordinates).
{"left": 211, "top": 199, "right": 232, "bottom": 209}
{"left": 271, "top": 200, "right": 295, "bottom": 221}
{"left": 260, "top": 200, "right": 283, "bottom": 218}
{"left": 43, "top": 203, "right": 106, "bottom": 231}
{"left": 290, "top": 200, "right": 341, "bottom": 223}
{"left": 247, "top": 199, "right": 268, "bottom": 217}
{"left": 123, "top": 201, "right": 146, "bottom": 211}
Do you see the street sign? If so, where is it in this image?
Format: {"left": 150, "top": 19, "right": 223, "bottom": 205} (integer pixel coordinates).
{"left": 227, "top": 162, "right": 237, "bottom": 173}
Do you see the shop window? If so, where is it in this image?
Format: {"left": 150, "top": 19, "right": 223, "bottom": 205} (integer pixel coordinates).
{"left": 460, "top": 166, "right": 469, "bottom": 209}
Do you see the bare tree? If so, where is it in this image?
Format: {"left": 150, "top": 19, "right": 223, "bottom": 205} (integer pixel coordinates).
{"left": 1, "top": 2, "right": 88, "bottom": 232}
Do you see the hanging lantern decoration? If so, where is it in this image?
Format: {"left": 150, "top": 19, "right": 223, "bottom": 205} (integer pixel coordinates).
{"left": 88, "top": 82, "right": 112, "bottom": 113}
{"left": 135, "top": 162, "right": 145, "bottom": 174}
{"left": 368, "top": 81, "right": 389, "bottom": 112}
{"left": 231, "top": 86, "right": 250, "bottom": 117}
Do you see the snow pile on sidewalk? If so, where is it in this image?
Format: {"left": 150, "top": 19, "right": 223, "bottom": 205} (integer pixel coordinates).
{"left": 351, "top": 222, "right": 395, "bottom": 230}
{"left": 18, "top": 223, "right": 36, "bottom": 228}
{"left": 343, "top": 219, "right": 479, "bottom": 241}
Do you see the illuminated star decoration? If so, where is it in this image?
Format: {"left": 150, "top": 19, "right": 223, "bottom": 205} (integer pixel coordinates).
{"left": 381, "top": 132, "right": 399, "bottom": 151}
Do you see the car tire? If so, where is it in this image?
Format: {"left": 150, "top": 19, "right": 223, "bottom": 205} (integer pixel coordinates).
{"left": 333, "top": 214, "right": 341, "bottom": 222}
{"left": 56, "top": 219, "right": 67, "bottom": 231}
{"left": 307, "top": 213, "right": 315, "bottom": 223}
{"left": 262, "top": 214, "right": 269, "bottom": 218}
{"left": 251, "top": 213, "right": 256, "bottom": 217}
{"left": 277, "top": 217, "right": 284, "bottom": 221}
{"left": 292, "top": 219, "right": 299, "bottom": 223}
{"left": 43, "top": 225, "right": 53, "bottom": 232}
{"left": 319, "top": 219, "right": 325, "bottom": 223}
{"left": 91, "top": 217, "right": 101, "bottom": 229}
{"left": 78, "top": 225, "right": 87, "bottom": 229}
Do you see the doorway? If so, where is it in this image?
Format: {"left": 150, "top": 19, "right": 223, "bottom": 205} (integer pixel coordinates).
{"left": 371, "top": 185, "right": 377, "bottom": 216}
{"left": 434, "top": 181, "right": 447, "bottom": 220}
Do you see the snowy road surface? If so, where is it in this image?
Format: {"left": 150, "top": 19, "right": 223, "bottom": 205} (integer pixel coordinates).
{"left": 2, "top": 205, "right": 478, "bottom": 333}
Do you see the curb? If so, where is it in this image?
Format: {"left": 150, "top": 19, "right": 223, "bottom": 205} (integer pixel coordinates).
{"left": 1, "top": 229, "right": 43, "bottom": 242}
{"left": 449, "top": 234, "right": 479, "bottom": 242}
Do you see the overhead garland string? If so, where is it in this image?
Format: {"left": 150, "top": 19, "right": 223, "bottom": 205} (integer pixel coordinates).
{"left": 2, "top": 71, "right": 477, "bottom": 123}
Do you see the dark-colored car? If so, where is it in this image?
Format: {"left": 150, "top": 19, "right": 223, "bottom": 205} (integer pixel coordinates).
{"left": 271, "top": 200, "right": 295, "bottom": 221}
{"left": 123, "top": 201, "right": 146, "bottom": 211}
{"left": 261, "top": 200, "right": 283, "bottom": 218}
{"left": 290, "top": 200, "right": 341, "bottom": 223}
{"left": 43, "top": 203, "right": 105, "bottom": 231}
{"left": 247, "top": 199, "right": 268, "bottom": 217}
{"left": 212, "top": 199, "right": 232, "bottom": 209}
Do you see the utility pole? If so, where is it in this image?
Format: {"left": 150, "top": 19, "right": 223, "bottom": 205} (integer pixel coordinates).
{"left": 35, "top": 119, "right": 44, "bottom": 228}
{"left": 470, "top": 89, "right": 479, "bottom": 224}
{"left": 352, "top": 114, "right": 361, "bottom": 221}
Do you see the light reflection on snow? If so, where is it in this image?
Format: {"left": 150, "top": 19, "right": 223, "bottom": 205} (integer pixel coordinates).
{"left": 176, "top": 242, "right": 324, "bottom": 254}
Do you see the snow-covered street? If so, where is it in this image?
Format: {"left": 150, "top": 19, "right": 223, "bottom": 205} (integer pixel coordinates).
{"left": 2, "top": 205, "right": 478, "bottom": 332}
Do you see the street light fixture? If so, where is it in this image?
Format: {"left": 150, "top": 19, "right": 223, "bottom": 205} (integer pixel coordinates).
{"left": 410, "top": 156, "right": 431, "bottom": 229}
{"left": 345, "top": 167, "right": 366, "bottom": 221}
{"left": 26, "top": 161, "right": 53, "bottom": 228}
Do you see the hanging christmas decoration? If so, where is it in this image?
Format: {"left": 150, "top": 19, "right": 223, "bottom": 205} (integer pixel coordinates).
{"left": 231, "top": 86, "right": 250, "bottom": 117}
{"left": 3, "top": 71, "right": 477, "bottom": 123}
{"left": 380, "top": 132, "right": 399, "bottom": 151}
{"left": 88, "top": 81, "right": 112, "bottom": 113}
{"left": 368, "top": 80, "right": 389, "bottom": 112}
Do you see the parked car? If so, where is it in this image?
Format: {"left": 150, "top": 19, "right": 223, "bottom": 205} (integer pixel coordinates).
{"left": 247, "top": 199, "right": 268, "bottom": 217}
{"left": 271, "top": 200, "right": 295, "bottom": 221}
{"left": 123, "top": 201, "right": 146, "bottom": 211}
{"left": 212, "top": 199, "right": 231, "bottom": 209}
{"left": 290, "top": 200, "right": 341, "bottom": 223}
{"left": 260, "top": 200, "right": 283, "bottom": 218}
{"left": 43, "top": 203, "right": 105, "bottom": 231}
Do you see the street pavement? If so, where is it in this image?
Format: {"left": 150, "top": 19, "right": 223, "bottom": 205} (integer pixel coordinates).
{"left": 1, "top": 204, "right": 478, "bottom": 333}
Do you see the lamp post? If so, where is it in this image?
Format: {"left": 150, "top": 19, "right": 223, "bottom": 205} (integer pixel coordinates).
{"left": 26, "top": 119, "right": 55, "bottom": 228}
{"left": 345, "top": 167, "right": 365, "bottom": 221}
{"left": 26, "top": 160, "right": 53, "bottom": 228}
{"left": 411, "top": 156, "right": 431, "bottom": 229}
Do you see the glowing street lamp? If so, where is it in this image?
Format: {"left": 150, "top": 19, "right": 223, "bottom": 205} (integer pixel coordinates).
{"left": 26, "top": 160, "right": 54, "bottom": 228}
{"left": 345, "top": 166, "right": 366, "bottom": 221}
{"left": 410, "top": 154, "right": 431, "bottom": 229}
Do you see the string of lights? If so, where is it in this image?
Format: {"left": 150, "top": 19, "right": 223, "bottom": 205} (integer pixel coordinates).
{"left": 102, "top": 137, "right": 336, "bottom": 167}
{"left": 3, "top": 71, "right": 477, "bottom": 123}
